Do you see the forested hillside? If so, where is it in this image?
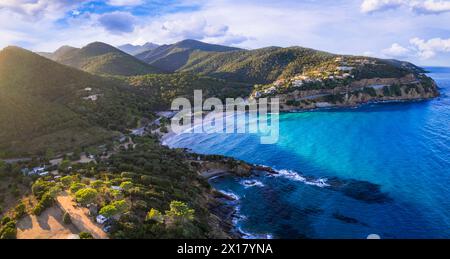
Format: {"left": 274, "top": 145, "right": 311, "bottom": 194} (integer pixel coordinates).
{"left": 136, "top": 39, "right": 241, "bottom": 72}
{"left": 0, "top": 47, "right": 153, "bottom": 157}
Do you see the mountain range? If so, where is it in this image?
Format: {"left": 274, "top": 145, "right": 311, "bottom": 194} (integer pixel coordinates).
{"left": 39, "top": 42, "right": 161, "bottom": 76}
{"left": 135, "top": 39, "right": 242, "bottom": 72}
{"left": 117, "top": 42, "right": 159, "bottom": 56}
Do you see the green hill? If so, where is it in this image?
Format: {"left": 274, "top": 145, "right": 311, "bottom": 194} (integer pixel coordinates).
{"left": 125, "top": 73, "right": 253, "bottom": 110}
{"left": 0, "top": 46, "right": 153, "bottom": 157}
{"left": 136, "top": 39, "right": 241, "bottom": 72}
{"left": 42, "top": 42, "right": 161, "bottom": 76}
{"left": 176, "top": 44, "right": 425, "bottom": 86}
{"left": 178, "top": 46, "right": 338, "bottom": 84}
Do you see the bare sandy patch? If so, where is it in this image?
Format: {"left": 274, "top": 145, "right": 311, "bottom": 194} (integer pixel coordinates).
{"left": 16, "top": 206, "right": 78, "bottom": 239}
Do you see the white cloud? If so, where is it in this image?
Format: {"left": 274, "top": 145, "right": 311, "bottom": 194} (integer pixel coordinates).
{"left": 361, "top": 0, "right": 450, "bottom": 14}
{"left": 410, "top": 37, "right": 450, "bottom": 59}
{"left": 361, "top": 0, "right": 406, "bottom": 13}
{"left": 107, "top": 0, "right": 143, "bottom": 6}
{"left": 412, "top": 0, "right": 450, "bottom": 14}
{"left": 382, "top": 43, "right": 411, "bottom": 57}
{"left": 0, "top": 0, "right": 87, "bottom": 21}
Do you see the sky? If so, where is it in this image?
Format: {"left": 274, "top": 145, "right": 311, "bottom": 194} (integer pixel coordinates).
{"left": 0, "top": 0, "right": 450, "bottom": 66}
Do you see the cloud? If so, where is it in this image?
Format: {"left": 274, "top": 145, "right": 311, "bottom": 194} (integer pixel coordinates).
{"left": 107, "top": 0, "right": 143, "bottom": 6}
{"left": 412, "top": 0, "right": 450, "bottom": 14}
{"left": 360, "top": 0, "right": 450, "bottom": 14}
{"left": 382, "top": 43, "right": 411, "bottom": 57}
{"left": 361, "top": 0, "right": 406, "bottom": 13}
{"left": 0, "top": 0, "right": 87, "bottom": 21}
{"left": 159, "top": 17, "right": 229, "bottom": 40}
{"left": 410, "top": 37, "right": 450, "bottom": 59}
{"left": 98, "top": 12, "right": 136, "bottom": 34}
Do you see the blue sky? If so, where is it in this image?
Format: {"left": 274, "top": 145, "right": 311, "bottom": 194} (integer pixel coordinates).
{"left": 0, "top": 0, "right": 449, "bottom": 65}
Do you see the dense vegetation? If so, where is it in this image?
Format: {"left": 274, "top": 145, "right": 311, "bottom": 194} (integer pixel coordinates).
{"left": 177, "top": 47, "right": 334, "bottom": 84}
{"left": 125, "top": 73, "right": 253, "bottom": 109}
{"left": 136, "top": 39, "right": 241, "bottom": 72}
{"left": 42, "top": 42, "right": 161, "bottom": 76}
{"left": 0, "top": 47, "right": 154, "bottom": 157}
{"left": 25, "top": 135, "right": 227, "bottom": 238}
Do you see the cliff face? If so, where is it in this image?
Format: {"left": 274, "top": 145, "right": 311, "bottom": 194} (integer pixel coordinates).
{"left": 275, "top": 73, "right": 439, "bottom": 111}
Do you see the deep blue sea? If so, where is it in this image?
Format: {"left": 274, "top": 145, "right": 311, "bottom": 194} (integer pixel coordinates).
{"left": 165, "top": 67, "right": 450, "bottom": 239}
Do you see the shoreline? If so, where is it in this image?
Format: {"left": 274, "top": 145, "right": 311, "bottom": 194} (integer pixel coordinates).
{"left": 281, "top": 95, "right": 439, "bottom": 113}
{"left": 155, "top": 95, "right": 439, "bottom": 239}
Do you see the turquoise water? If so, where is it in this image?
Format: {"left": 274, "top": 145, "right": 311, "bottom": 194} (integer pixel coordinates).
{"left": 165, "top": 67, "right": 450, "bottom": 239}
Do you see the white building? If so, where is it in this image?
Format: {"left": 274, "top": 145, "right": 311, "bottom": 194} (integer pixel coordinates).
{"left": 337, "top": 66, "right": 354, "bottom": 72}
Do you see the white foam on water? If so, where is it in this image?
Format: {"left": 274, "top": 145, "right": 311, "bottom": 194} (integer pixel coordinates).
{"left": 240, "top": 179, "right": 265, "bottom": 188}
{"left": 219, "top": 190, "right": 240, "bottom": 201}
{"left": 273, "top": 169, "right": 330, "bottom": 188}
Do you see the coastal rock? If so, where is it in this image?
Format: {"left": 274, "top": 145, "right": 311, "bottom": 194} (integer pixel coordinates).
{"left": 326, "top": 178, "right": 393, "bottom": 204}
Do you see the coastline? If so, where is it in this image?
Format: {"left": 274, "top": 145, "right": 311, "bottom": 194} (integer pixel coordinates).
{"left": 155, "top": 94, "right": 441, "bottom": 239}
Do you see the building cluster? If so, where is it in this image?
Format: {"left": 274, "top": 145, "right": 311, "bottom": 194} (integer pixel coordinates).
{"left": 252, "top": 56, "right": 380, "bottom": 98}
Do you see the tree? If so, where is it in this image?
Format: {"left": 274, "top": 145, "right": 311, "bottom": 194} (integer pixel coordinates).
{"left": 63, "top": 212, "right": 71, "bottom": 224}
{"left": 119, "top": 181, "right": 133, "bottom": 191}
{"left": 0, "top": 222, "right": 17, "bottom": 239}
{"left": 165, "top": 201, "right": 195, "bottom": 222}
{"left": 112, "top": 200, "right": 128, "bottom": 213}
{"left": 58, "top": 159, "right": 71, "bottom": 173}
{"left": 75, "top": 188, "right": 98, "bottom": 205}
{"left": 1, "top": 216, "right": 11, "bottom": 225}
{"left": 14, "top": 202, "right": 26, "bottom": 219}
{"left": 91, "top": 180, "right": 104, "bottom": 189}
{"left": 79, "top": 232, "right": 94, "bottom": 239}
{"left": 32, "top": 178, "right": 55, "bottom": 199}
{"left": 69, "top": 182, "right": 86, "bottom": 193}
{"left": 33, "top": 192, "right": 55, "bottom": 215}
{"left": 146, "top": 208, "right": 164, "bottom": 223}
{"left": 99, "top": 204, "right": 119, "bottom": 218}
{"left": 60, "top": 175, "right": 73, "bottom": 186}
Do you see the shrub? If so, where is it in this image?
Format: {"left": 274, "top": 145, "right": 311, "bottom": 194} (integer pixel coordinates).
{"left": 63, "top": 212, "right": 71, "bottom": 224}
{"left": 75, "top": 188, "right": 98, "bottom": 205}
{"left": 99, "top": 204, "right": 119, "bottom": 218}
{"left": 69, "top": 182, "right": 86, "bottom": 193}
{"left": 119, "top": 181, "right": 133, "bottom": 191}
{"left": 145, "top": 208, "right": 163, "bottom": 223}
{"left": 32, "top": 179, "right": 55, "bottom": 199}
{"left": 32, "top": 203, "right": 45, "bottom": 216}
{"left": 79, "top": 232, "right": 94, "bottom": 239}
{"left": 0, "top": 224, "right": 17, "bottom": 239}
{"left": 91, "top": 180, "right": 104, "bottom": 189}
{"left": 112, "top": 200, "right": 128, "bottom": 213}
{"left": 33, "top": 192, "right": 54, "bottom": 215}
{"left": 165, "top": 201, "right": 195, "bottom": 222}
{"left": 60, "top": 175, "right": 73, "bottom": 186}
{"left": 14, "top": 202, "right": 26, "bottom": 219}
{"left": 1, "top": 216, "right": 11, "bottom": 225}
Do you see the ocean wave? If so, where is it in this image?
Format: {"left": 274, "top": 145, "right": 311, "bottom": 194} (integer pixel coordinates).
{"left": 239, "top": 227, "right": 273, "bottom": 239}
{"left": 272, "top": 169, "right": 330, "bottom": 188}
{"left": 240, "top": 179, "right": 265, "bottom": 188}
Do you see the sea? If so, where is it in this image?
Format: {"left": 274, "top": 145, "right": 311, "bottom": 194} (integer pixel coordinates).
{"left": 164, "top": 67, "right": 450, "bottom": 239}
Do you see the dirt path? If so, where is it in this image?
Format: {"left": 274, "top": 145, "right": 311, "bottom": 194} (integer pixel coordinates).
{"left": 17, "top": 206, "right": 79, "bottom": 239}
{"left": 56, "top": 192, "right": 108, "bottom": 239}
